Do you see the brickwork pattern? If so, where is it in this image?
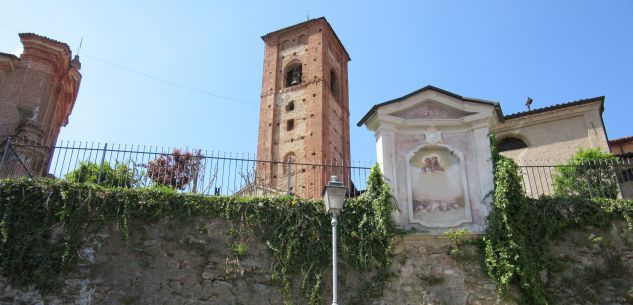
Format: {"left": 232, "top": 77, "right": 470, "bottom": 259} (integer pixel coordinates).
{"left": 0, "top": 33, "right": 81, "bottom": 176}
{"left": 256, "top": 18, "right": 351, "bottom": 198}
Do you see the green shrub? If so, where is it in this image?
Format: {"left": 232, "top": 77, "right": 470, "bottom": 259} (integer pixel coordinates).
{"left": 553, "top": 148, "right": 619, "bottom": 198}
{"left": 65, "top": 160, "right": 137, "bottom": 188}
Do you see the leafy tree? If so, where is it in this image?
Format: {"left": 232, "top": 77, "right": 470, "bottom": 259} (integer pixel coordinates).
{"left": 144, "top": 148, "right": 202, "bottom": 190}
{"left": 65, "top": 161, "right": 136, "bottom": 188}
{"left": 553, "top": 148, "right": 619, "bottom": 198}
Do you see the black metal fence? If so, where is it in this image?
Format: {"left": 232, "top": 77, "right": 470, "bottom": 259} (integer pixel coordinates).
{"left": 518, "top": 158, "right": 633, "bottom": 199}
{"left": 0, "top": 138, "right": 372, "bottom": 198}
{"left": 3, "top": 138, "right": 632, "bottom": 200}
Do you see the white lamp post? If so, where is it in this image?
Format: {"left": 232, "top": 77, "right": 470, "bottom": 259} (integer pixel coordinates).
{"left": 323, "top": 175, "right": 346, "bottom": 305}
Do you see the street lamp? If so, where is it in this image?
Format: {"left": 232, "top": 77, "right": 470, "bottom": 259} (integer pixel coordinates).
{"left": 323, "top": 175, "right": 346, "bottom": 305}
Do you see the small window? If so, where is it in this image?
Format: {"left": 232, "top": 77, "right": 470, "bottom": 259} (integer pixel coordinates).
{"left": 285, "top": 101, "right": 295, "bottom": 112}
{"left": 285, "top": 63, "right": 302, "bottom": 87}
{"left": 498, "top": 137, "right": 527, "bottom": 152}
{"left": 298, "top": 34, "right": 307, "bottom": 44}
{"left": 286, "top": 119, "right": 294, "bottom": 131}
{"left": 330, "top": 70, "right": 338, "bottom": 97}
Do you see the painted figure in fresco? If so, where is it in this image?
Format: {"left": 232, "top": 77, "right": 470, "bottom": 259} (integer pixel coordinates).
{"left": 431, "top": 156, "right": 444, "bottom": 172}
{"left": 422, "top": 155, "right": 444, "bottom": 173}
{"left": 411, "top": 148, "right": 466, "bottom": 225}
{"left": 423, "top": 157, "right": 433, "bottom": 173}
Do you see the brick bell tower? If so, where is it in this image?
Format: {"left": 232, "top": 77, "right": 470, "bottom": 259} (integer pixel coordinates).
{"left": 256, "top": 17, "right": 351, "bottom": 198}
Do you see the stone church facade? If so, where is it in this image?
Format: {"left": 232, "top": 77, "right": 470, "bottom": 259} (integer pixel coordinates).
{"left": 357, "top": 85, "right": 617, "bottom": 231}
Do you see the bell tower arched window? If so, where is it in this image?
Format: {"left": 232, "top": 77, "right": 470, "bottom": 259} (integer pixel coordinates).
{"left": 330, "top": 70, "right": 338, "bottom": 97}
{"left": 285, "top": 62, "right": 302, "bottom": 87}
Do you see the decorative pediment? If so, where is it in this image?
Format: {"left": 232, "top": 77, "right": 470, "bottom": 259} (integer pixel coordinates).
{"left": 388, "top": 101, "right": 476, "bottom": 120}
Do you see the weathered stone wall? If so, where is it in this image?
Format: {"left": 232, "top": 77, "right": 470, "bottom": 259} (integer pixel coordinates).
{"left": 380, "top": 235, "right": 516, "bottom": 305}
{"left": 1, "top": 219, "right": 632, "bottom": 305}
{"left": 545, "top": 221, "right": 633, "bottom": 305}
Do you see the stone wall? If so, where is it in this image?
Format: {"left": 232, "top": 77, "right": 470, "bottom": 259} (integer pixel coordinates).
{"left": 380, "top": 235, "right": 515, "bottom": 305}
{"left": 1, "top": 218, "right": 632, "bottom": 305}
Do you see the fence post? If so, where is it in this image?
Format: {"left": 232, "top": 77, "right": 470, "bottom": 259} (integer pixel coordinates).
{"left": 0, "top": 137, "right": 11, "bottom": 173}
{"left": 581, "top": 159, "right": 593, "bottom": 198}
{"left": 287, "top": 159, "right": 292, "bottom": 195}
{"left": 97, "top": 143, "right": 108, "bottom": 185}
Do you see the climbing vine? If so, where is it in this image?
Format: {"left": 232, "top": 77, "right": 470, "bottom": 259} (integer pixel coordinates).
{"left": 0, "top": 165, "right": 398, "bottom": 305}
{"left": 483, "top": 135, "right": 633, "bottom": 305}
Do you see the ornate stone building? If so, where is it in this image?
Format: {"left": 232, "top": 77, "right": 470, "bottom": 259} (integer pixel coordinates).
{"left": 0, "top": 33, "right": 81, "bottom": 177}
{"left": 357, "top": 86, "right": 615, "bottom": 231}
{"left": 256, "top": 18, "right": 351, "bottom": 197}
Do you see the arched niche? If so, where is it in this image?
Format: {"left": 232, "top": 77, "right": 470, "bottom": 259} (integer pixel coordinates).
{"left": 405, "top": 144, "right": 472, "bottom": 227}
{"left": 282, "top": 152, "right": 296, "bottom": 175}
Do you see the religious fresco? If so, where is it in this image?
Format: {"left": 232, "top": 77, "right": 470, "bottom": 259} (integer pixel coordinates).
{"left": 408, "top": 146, "right": 469, "bottom": 226}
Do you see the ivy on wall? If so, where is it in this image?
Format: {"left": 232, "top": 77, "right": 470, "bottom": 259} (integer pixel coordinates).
{"left": 484, "top": 135, "right": 633, "bottom": 305}
{"left": 0, "top": 165, "right": 398, "bottom": 305}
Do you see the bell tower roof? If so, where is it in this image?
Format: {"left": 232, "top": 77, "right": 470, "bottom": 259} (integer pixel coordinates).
{"left": 261, "top": 17, "right": 351, "bottom": 61}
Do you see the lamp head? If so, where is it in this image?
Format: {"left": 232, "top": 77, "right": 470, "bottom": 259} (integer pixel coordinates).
{"left": 323, "top": 175, "right": 346, "bottom": 214}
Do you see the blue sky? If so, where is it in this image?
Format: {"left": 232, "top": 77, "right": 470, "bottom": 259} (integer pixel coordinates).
{"left": 1, "top": 1, "right": 631, "bottom": 162}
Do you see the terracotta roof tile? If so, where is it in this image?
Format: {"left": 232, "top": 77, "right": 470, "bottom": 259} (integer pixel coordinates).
{"left": 609, "top": 135, "right": 633, "bottom": 144}
{"left": 504, "top": 96, "right": 604, "bottom": 120}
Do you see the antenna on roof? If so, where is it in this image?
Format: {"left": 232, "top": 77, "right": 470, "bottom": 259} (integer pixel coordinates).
{"left": 525, "top": 97, "right": 533, "bottom": 111}
{"left": 76, "top": 37, "right": 83, "bottom": 56}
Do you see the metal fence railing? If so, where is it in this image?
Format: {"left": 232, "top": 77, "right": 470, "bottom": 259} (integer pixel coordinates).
{"left": 3, "top": 138, "right": 631, "bottom": 200}
{"left": 518, "top": 158, "right": 633, "bottom": 200}
{"left": 0, "top": 138, "right": 372, "bottom": 199}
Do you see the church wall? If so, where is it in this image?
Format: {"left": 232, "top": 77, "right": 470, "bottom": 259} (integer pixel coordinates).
{"left": 390, "top": 127, "right": 492, "bottom": 233}
{"left": 367, "top": 91, "right": 496, "bottom": 233}
{"left": 0, "top": 34, "right": 81, "bottom": 177}
{"left": 0, "top": 58, "right": 24, "bottom": 142}
{"left": 494, "top": 101, "right": 609, "bottom": 164}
